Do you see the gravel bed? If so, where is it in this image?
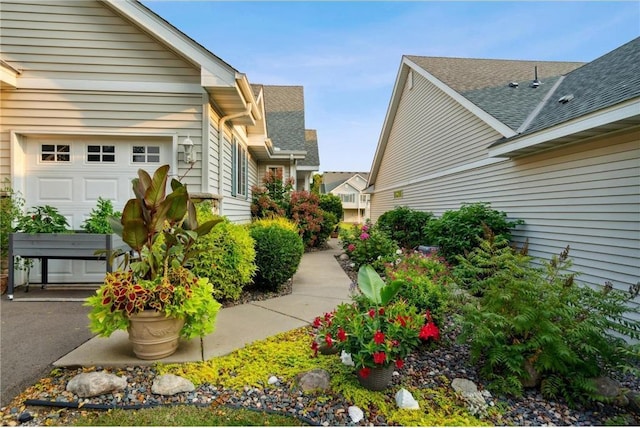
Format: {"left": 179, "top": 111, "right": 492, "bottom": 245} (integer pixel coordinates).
{"left": 1, "top": 250, "right": 638, "bottom": 426}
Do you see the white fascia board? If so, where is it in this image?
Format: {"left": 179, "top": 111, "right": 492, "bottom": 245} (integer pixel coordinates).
{"left": 489, "top": 99, "right": 640, "bottom": 158}
{"left": 103, "top": 0, "right": 235, "bottom": 87}
{"left": 404, "top": 57, "right": 517, "bottom": 139}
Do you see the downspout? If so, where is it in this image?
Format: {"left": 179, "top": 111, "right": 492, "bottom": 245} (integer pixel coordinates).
{"left": 217, "top": 103, "right": 254, "bottom": 215}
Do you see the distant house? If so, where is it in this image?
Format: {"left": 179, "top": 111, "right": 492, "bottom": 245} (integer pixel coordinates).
{"left": 0, "top": 0, "right": 319, "bottom": 283}
{"left": 367, "top": 38, "right": 640, "bottom": 304}
{"left": 254, "top": 85, "right": 320, "bottom": 191}
{"left": 322, "top": 172, "right": 370, "bottom": 223}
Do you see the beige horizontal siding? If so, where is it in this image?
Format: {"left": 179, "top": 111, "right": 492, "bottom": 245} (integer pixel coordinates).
{"left": 375, "top": 70, "right": 502, "bottom": 190}
{"left": 371, "top": 130, "right": 640, "bottom": 303}
{"left": 0, "top": 0, "right": 199, "bottom": 83}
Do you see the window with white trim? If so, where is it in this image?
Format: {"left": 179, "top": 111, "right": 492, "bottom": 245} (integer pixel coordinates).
{"left": 231, "top": 138, "right": 248, "bottom": 197}
{"left": 87, "top": 145, "right": 115, "bottom": 163}
{"left": 41, "top": 144, "right": 70, "bottom": 162}
{"left": 132, "top": 145, "right": 160, "bottom": 163}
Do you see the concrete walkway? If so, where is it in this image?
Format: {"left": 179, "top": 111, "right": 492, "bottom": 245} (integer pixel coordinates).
{"left": 54, "top": 239, "right": 353, "bottom": 367}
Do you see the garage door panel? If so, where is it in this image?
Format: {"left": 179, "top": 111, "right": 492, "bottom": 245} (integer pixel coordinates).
{"left": 23, "top": 135, "right": 173, "bottom": 284}
{"left": 37, "top": 178, "right": 73, "bottom": 201}
{"left": 84, "top": 178, "right": 119, "bottom": 201}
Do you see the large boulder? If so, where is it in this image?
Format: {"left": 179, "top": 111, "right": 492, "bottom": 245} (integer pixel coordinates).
{"left": 66, "top": 372, "right": 127, "bottom": 398}
{"left": 151, "top": 374, "right": 195, "bottom": 396}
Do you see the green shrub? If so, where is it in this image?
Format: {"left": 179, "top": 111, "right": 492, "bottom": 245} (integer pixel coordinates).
{"left": 189, "top": 203, "right": 256, "bottom": 302}
{"left": 456, "top": 234, "right": 640, "bottom": 406}
{"left": 318, "top": 210, "right": 338, "bottom": 246}
{"left": 288, "top": 190, "right": 325, "bottom": 248}
{"left": 319, "top": 193, "right": 343, "bottom": 222}
{"left": 81, "top": 197, "right": 121, "bottom": 234}
{"left": 424, "top": 202, "right": 523, "bottom": 265}
{"left": 385, "top": 250, "right": 451, "bottom": 324}
{"left": 249, "top": 219, "right": 304, "bottom": 291}
{"left": 376, "top": 206, "right": 433, "bottom": 250}
{"left": 340, "top": 222, "right": 399, "bottom": 274}
{"left": 250, "top": 170, "right": 293, "bottom": 219}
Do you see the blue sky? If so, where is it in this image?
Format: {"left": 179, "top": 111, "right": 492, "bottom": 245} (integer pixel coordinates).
{"left": 143, "top": 1, "right": 639, "bottom": 172}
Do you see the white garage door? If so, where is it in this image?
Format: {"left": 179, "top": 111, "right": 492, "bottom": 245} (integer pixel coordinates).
{"left": 23, "top": 135, "right": 173, "bottom": 284}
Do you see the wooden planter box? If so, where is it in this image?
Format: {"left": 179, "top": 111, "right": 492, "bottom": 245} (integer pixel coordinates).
{"left": 7, "top": 232, "right": 127, "bottom": 300}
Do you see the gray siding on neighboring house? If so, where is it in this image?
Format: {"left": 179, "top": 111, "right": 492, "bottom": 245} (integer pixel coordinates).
{"left": 0, "top": 0, "right": 205, "bottom": 184}
{"left": 371, "top": 129, "right": 640, "bottom": 315}
{"left": 374, "top": 69, "right": 502, "bottom": 191}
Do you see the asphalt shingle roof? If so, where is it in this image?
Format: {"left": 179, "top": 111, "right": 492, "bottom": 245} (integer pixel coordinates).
{"left": 406, "top": 56, "right": 584, "bottom": 131}
{"left": 521, "top": 37, "right": 640, "bottom": 135}
{"left": 322, "top": 172, "right": 370, "bottom": 193}
{"left": 262, "top": 85, "right": 306, "bottom": 151}
{"left": 299, "top": 129, "right": 320, "bottom": 167}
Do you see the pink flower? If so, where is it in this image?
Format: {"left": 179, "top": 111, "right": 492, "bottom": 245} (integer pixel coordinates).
{"left": 359, "top": 367, "right": 371, "bottom": 378}
{"left": 347, "top": 244, "right": 356, "bottom": 252}
{"left": 359, "top": 232, "right": 370, "bottom": 240}
{"left": 373, "top": 331, "right": 385, "bottom": 344}
{"left": 361, "top": 224, "right": 369, "bottom": 232}
{"left": 373, "top": 351, "right": 386, "bottom": 365}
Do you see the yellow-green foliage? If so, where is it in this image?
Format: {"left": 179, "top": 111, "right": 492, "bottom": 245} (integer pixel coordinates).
{"left": 159, "top": 326, "right": 494, "bottom": 426}
{"left": 249, "top": 216, "right": 298, "bottom": 233}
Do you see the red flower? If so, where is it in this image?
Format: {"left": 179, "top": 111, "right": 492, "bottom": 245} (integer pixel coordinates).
{"left": 396, "top": 315, "right": 407, "bottom": 327}
{"left": 325, "top": 333, "right": 333, "bottom": 347}
{"left": 312, "top": 317, "right": 322, "bottom": 328}
{"left": 395, "top": 359, "right": 404, "bottom": 369}
{"left": 347, "top": 244, "right": 356, "bottom": 252}
{"left": 391, "top": 339, "right": 399, "bottom": 347}
{"left": 419, "top": 322, "right": 440, "bottom": 341}
{"left": 337, "top": 327, "right": 347, "bottom": 342}
{"left": 373, "top": 331, "right": 385, "bottom": 344}
{"left": 378, "top": 308, "right": 385, "bottom": 316}
{"left": 368, "top": 309, "right": 376, "bottom": 318}
{"left": 359, "top": 367, "right": 371, "bottom": 378}
{"left": 373, "top": 351, "right": 386, "bottom": 365}
{"left": 310, "top": 341, "right": 318, "bottom": 357}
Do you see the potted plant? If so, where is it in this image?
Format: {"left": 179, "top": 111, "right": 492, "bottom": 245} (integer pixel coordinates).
{"left": 85, "top": 164, "right": 223, "bottom": 360}
{"left": 81, "top": 197, "right": 121, "bottom": 234}
{"left": 326, "top": 265, "right": 439, "bottom": 390}
{"left": 310, "top": 310, "right": 343, "bottom": 356}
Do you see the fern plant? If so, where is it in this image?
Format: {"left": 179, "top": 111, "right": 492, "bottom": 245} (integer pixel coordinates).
{"left": 456, "top": 236, "right": 640, "bottom": 406}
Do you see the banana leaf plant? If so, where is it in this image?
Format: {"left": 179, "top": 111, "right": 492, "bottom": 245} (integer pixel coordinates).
{"left": 109, "top": 164, "right": 221, "bottom": 281}
{"left": 356, "top": 264, "right": 404, "bottom": 306}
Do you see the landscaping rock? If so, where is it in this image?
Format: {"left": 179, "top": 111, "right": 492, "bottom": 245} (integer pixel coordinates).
{"left": 151, "top": 374, "right": 195, "bottom": 396}
{"left": 268, "top": 376, "right": 279, "bottom": 385}
{"left": 395, "top": 388, "right": 419, "bottom": 409}
{"left": 295, "top": 369, "right": 331, "bottom": 392}
{"left": 340, "top": 350, "right": 354, "bottom": 366}
{"left": 339, "top": 253, "right": 349, "bottom": 261}
{"left": 451, "top": 378, "right": 488, "bottom": 418}
{"left": 66, "top": 372, "right": 127, "bottom": 398}
{"left": 348, "top": 405, "right": 364, "bottom": 423}
{"left": 625, "top": 390, "right": 640, "bottom": 413}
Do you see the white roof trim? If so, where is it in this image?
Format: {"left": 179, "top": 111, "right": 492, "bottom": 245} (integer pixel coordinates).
{"left": 404, "top": 57, "right": 517, "bottom": 138}
{"left": 102, "top": 0, "right": 236, "bottom": 88}
{"left": 489, "top": 99, "right": 640, "bottom": 158}
{"left": 368, "top": 56, "right": 517, "bottom": 186}
{"left": 1, "top": 60, "right": 20, "bottom": 87}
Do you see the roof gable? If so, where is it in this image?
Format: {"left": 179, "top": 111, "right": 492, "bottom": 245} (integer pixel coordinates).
{"left": 322, "top": 172, "right": 369, "bottom": 193}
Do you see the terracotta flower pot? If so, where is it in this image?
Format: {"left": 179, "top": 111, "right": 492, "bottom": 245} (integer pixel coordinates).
{"left": 356, "top": 364, "right": 395, "bottom": 391}
{"left": 127, "top": 310, "right": 185, "bottom": 360}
